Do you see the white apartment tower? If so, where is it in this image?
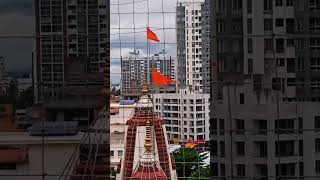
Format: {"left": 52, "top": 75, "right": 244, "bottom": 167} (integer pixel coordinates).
{"left": 153, "top": 89, "right": 210, "bottom": 142}
{"left": 177, "top": 0, "right": 208, "bottom": 93}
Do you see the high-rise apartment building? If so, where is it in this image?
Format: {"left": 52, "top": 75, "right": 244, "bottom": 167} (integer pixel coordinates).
{"left": 176, "top": 0, "right": 210, "bottom": 93}
{"left": 201, "top": 0, "right": 211, "bottom": 94}
{"left": 153, "top": 89, "right": 210, "bottom": 142}
{"left": 35, "top": 0, "right": 109, "bottom": 100}
{"left": 120, "top": 51, "right": 175, "bottom": 96}
{"left": 210, "top": 0, "right": 320, "bottom": 179}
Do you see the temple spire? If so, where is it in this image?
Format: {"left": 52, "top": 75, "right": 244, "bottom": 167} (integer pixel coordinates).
{"left": 144, "top": 120, "right": 152, "bottom": 151}
{"left": 141, "top": 76, "right": 148, "bottom": 95}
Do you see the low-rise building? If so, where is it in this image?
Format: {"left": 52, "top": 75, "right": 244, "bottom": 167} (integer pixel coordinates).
{"left": 153, "top": 89, "right": 210, "bottom": 142}
{"left": 0, "top": 131, "right": 83, "bottom": 180}
{"left": 110, "top": 100, "right": 136, "bottom": 172}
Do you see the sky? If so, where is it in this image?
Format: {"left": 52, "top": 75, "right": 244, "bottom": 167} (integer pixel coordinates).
{"left": 110, "top": 0, "right": 177, "bottom": 83}
{"left": 0, "top": 0, "right": 35, "bottom": 73}
{"left": 0, "top": 0, "right": 177, "bottom": 83}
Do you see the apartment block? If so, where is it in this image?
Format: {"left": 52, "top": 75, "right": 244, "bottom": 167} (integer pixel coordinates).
{"left": 153, "top": 89, "right": 210, "bottom": 142}
{"left": 176, "top": 0, "right": 211, "bottom": 93}
{"left": 120, "top": 51, "right": 175, "bottom": 97}
{"left": 210, "top": 0, "right": 320, "bottom": 179}
{"left": 35, "top": 0, "right": 109, "bottom": 100}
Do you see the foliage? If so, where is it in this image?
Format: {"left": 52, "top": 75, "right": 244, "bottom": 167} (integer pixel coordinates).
{"left": 188, "top": 166, "right": 210, "bottom": 180}
{"left": 173, "top": 148, "right": 208, "bottom": 179}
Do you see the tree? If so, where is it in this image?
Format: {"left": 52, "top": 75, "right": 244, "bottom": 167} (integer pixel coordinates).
{"left": 188, "top": 166, "right": 210, "bottom": 180}
{"left": 172, "top": 148, "right": 208, "bottom": 179}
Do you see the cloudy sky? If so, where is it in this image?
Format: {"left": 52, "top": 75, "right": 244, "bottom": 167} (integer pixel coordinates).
{"left": 0, "top": 0, "right": 34, "bottom": 73}
{"left": 110, "top": 0, "right": 177, "bottom": 83}
{"left": 0, "top": 0, "right": 177, "bottom": 82}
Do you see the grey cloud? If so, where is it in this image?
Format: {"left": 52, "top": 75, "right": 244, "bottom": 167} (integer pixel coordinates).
{"left": 0, "top": 0, "right": 33, "bottom": 16}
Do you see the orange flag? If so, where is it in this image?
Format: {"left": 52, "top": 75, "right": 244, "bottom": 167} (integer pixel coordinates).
{"left": 152, "top": 68, "right": 176, "bottom": 86}
{"left": 147, "top": 28, "right": 160, "bottom": 42}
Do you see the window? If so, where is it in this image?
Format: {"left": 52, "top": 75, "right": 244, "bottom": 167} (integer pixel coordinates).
{"left": 287, "top": 39, "right": 295, "bottom": 47}
{"left": 264, "top": 0, "right": 273, "bottom": 11}
{"left": 111, "top": 151, "right": 114, "bottom": 156}
{"left": 210, "top": 163, "right": 218, "bottom": 176}
{"left": 299, "top": 140, "right": 303, "bottom": 156}
{"left": 276, "top": 39, "right": 284, "bottom": 53}
{"left": 276, "top": 0, "right": 283, "bottom": 6}
{"left": 255, "top": 164, "right": 268, "bottom": 177}
{"left": 316, "top": 160, "right": 320, "bottom": 174}
{"left": 287, "top": 58, "right": 295, "bottom": 73}
{"left": 272, "top": 78, "right": 282, "bottom": 91}
{"left": 286, "top": 0, "right": 294, "bottom": 6}
{"left": 298, "top": 118, "right": 303, "bottom": 134}
{"left": 236, "top": 142, "right": 245, "bottom": 156}
{"left": 277, "top": 58, "right": 285, "bottom": 67}
{"left": 310, "top": 18, "right": 320, "bottom": 31}
{"left": 275, "top": 119, "right": 294, "bottom": 134}
{"left": 276, "top": 163, "right": 295, "bottom": 177}
{"left": 118, "top": 150, "right": 123, "bottom": 157}
{"left": 211, "top": 141, "right": 218, "bottom": 156}
{"left": 257, "top": 120, "right": 267, "bottom": 134}
{"left": 276, "top": 19, "right": 284, "bottom": 27}
{"left": 219, "top": 119, "right": 225, "bottom": 135}
{"left": 220, "top": 141, "right": 225, "bottom": 157}
{"left": 248, "top": 38, "right": 253, "bottom": 53}
{"left": 299, "top": 162, "right": 304, "bottom": 177}
{"left": 221, "top": 164, "right": 226, "bottom": 177}
{"left": 264, "top": 19, "right": 273, "bottom": 31}
{"left": 247, "top": 19, "right": 252, "bottom": 34}
{"left": 217, "top": 40, "right": 224, "bottom": 52}
{"left": 297, "top": 58, "right": 305, "bottom": 70}
{"left": 296, "top": 38, "right": 304, "bottom": 50}
{"left": 310, "top": 0, "right": 320, "bottom": 11}
{"left": 210, "top": 118, "right": 217, "bottom": 134}
{"left": 264, "top": 38, "right": 273, "bottom": 52}
{"left": 240, "top": 93, "right": 244, "bottom": 104}
{"left": 311, "top": 79, "right": 320, "bottom": 91}
{"left": 275, "top": 141, "right": 295, "bottom": 157}
{"left": 296, "top": 18, "right": 304, "bottom": 31}
{"left": 311, "top": 57, "right": 320, "bottom": 71}
{"left": 255, "top": 141, "right": 268, "bottom": 157}
{"left": 247, "top": 0, "right": 252, "bottom": 13}
{"left": 217, "top": 0, "right": 225, "bottom": 12}
{"left": 232, "top": 0, "right": 243, "bottom": 12}
{"left": 217, "top": 19, "right": 226, "bottom": 33}
{"left": 316, "top": 139, "right": 320, "bottom": 153}
{"left": 316, "top": 117, "right": 320, "bottom": 129}
{"left": 236, "top": 164, "right": 246, "bottom": 177}
{"left": 310, "top": 38, "right": 320, "bottom": 50}
{"left": 236, "top": 119, "right": 245, "bottom": 134}
{"left": 248, "top": 59, "right": 253, "bottom": 74}
{"left": 287, "top": 78, "right": 295, "bottom": 86}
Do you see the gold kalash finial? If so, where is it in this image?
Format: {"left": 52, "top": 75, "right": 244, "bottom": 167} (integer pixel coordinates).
{"left": 144, "top": 120, "right": 152, "bottom": 151}
{"left": 141, "top": 76, "right": 148, "bottom": 95}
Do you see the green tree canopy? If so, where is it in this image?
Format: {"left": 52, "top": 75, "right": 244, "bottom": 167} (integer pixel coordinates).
{"left": 173, "top": 148, "right": 208, "bottom": 179}
{"left": 188, "top": 165, "right": 210, "bottom": 180}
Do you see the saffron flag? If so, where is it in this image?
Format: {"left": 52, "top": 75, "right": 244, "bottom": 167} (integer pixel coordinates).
{"left": 147, "top": 28, "right": 160, "bottom": 42}
{"left": 152, "top": 68, "right": 176, "bottom": 86}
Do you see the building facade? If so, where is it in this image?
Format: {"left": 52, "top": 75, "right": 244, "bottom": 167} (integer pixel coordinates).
{"left": 210, "top": 83, "right": 320, "bottom": 179}
{"left": 210, "top": 0, "right": 320, "bottom": 179}
{"left": 120, "top": 51, "right": 175, "bottom": 96}
{"left": 35, "top": 0, "right": 109, "bottom": 100}
{"left": 176, "top": 0, "right": 211, "bottom": 93}
{"left": 153, "top": 89, "right": 210, "bottom": 142}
